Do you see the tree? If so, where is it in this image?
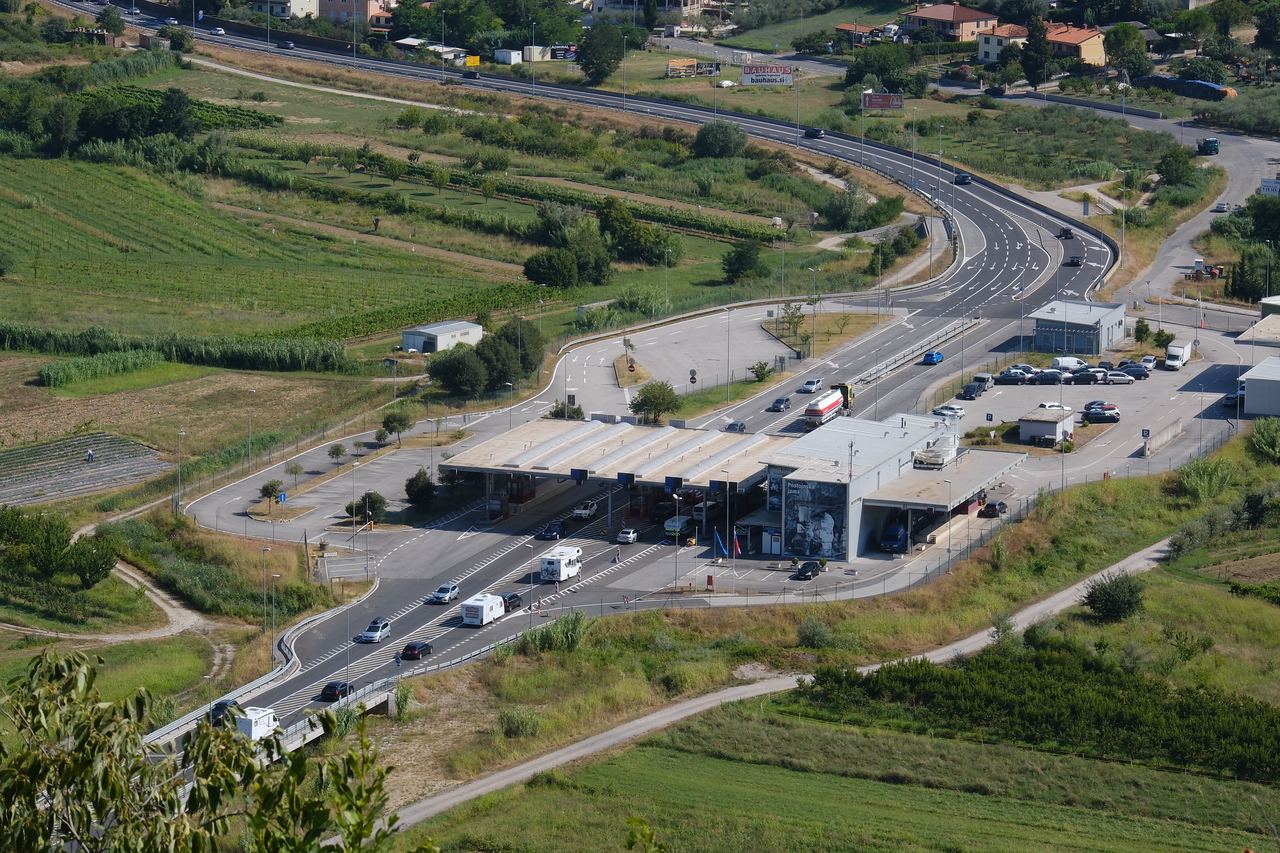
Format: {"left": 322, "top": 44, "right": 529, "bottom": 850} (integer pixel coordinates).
{"left": 375, "top": 427, "right": 390, "bottom": 445}
{"left": 481, "top": 178, "right": 498, "bottom": 203}
{"left": 1156, "top": 145, "right": 1196, "bottom": 186}
{"left": 1209, "top": 0, "right": 1250, "bottom": 36}
{"left": 259, "top": 479, "right": 283, "bottom": 512}
{"left": 284, "top": 461, "right": 303, "bottom": 487}
{"left": 825, "top": 189, "right": 869, "bottom": 230}
{"left": 405, "top": 468, "right": 437, "bottom": 510}
{"left": 157, "top": 23, "right": 193, "bottom": 50}
{"left": 328, "top": 443, "right": 347, "bottom": 465}
{"left": 1152, "top": 328, "right": 1175, "bottom": 349}
{"left": 523, "top": 247, "right": 579, "bottom": 288}
{"left": 628, "top": 381, "right": 680, "bottom": 424}
{"left": 475, "top": 335, "right": 522, "bottom": 390}
{"left": 431, "top": 168, "right": 449, "bottom": 194}
{"left": 579, "top": 21, "right": 624, "bottom": 84}
{"left": 692, "top": 120, "right": 746, "bottom": 159}
{"left": 66, "top": 535, "right": 115, "bottom": 589}
{"left": 844, "top": 43, "right": 911, "bottom": 89}
{"left": 1178, "top": 55, "right": 1226, "bottom": 83}
{"left": 1104, "top": 22, "right": 1146, "bottom": 66}
{"left": 1249, "top": 416, "right": 1280, "bottom": 463}
{"left": 1081, "top": 571, "right": 1144, "bottom": 621}
{"left": 1020, "top": 17, "right": 1056, "bottom": 90}
{"left": 95, "top": 4, "right": 124, "bottom": 34}
{"left": 1257, "top": 1, "right": 1280, "bottom": 48}
{"left": 1133, "top": 317, "right": 1150, "bottom": 343}
{"left": 0, "top": 249, "right": 13, "bottom": 276}
{"left": 428, "top": 344, "right": 489, "bottom": 396}
{"left": 41, "top": 98, "right": 80, "bottom": 157}
{"left": 749, "top": 361, "right": 773, "bottom": 381}
{"left": 384, "top": 158, "right": 408, "bottom": 183}
{"left": 155, "top": 87, "right": 197, "bottom": 140}
{"left": 381, "top": 408, "right": 413, "bottom": 446}
{"left": 346, "top": 490, "right": 387, "bottom": 523}
{"left": 643, "top": 0, "right": 658, "bottom": 28}
{"left": 721, "top": 240, "right": 769, "bottom": 283}
{"left": 548, "top": 399, "right": 585, "bottom": 419}
{"left": 495, "top": 316, "right": 545, "bottom": 376}
{"left": 1175, "top": 7, "right": 1214, "bottom": 51}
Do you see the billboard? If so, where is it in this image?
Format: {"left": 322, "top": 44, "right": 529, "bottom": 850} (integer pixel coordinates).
{"left": 742, "top": 64, "right": 794, "bottom": 86}
{"left": 666, "top": 57, "right": 697, "bottom": 77}
{"left": 465, "top": 54, "right": 480, "bottom": 66}
{"left": 861, "top": 92, "right": 905, "bottom": 110}
{"left": 550, "top": 43, "right": 577, "bottom": 60}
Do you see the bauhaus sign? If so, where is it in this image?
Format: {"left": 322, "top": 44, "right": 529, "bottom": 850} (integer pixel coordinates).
{"left": 742, "top": 64, "right": 793, "bottom": 86}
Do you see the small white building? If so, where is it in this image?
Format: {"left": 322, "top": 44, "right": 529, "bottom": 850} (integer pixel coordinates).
{"left": 1018, "top": 408, "right": 1074, "bottom": 447}
{"left": 1240, "top": 357, "right": 1280, "bottom": 417}
{"left": 402, "top": 320, "right": 483, "bottom": 354}
{"left": 494, "top": 48, "right": 523, "bottom": 65}
{"left": 1030, "top": 299, "right": 1126, "bottom": 356}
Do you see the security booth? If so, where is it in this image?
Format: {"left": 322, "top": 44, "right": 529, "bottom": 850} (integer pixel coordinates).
{"left": 1018, "top": 408, "right": 1073, "bottom": 447}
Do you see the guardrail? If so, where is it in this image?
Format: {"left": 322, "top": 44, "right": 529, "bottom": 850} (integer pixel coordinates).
{"left": 854, "top": 317, "right": 980, "bottom": 387}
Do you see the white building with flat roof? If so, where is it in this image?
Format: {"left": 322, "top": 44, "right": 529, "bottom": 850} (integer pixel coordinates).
{"left": 402, "top": 320, "right": 483, "bottom": 354}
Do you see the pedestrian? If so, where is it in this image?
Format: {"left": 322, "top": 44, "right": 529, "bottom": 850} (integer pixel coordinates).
{"left": 394, "top": 653, "right": 401, "bottom": 668}
{"left": 555, "top": 580, "right": 560, "bottom": 594}
{"left": 86, "top": 448, "right": 94, "bottom": 462}
{"left": 614, "top": 546, "right": 621, "bottom": 562}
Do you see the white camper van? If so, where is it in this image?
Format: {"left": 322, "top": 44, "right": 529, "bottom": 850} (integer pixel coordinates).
{"left": 540, "top": 546, "right": 583, "bottom": 583}
{"left": 461, "top": 593, "right": 505, "bottom": 626}
{"left": 236, "top": 707, "right": 279, "bottom": 741}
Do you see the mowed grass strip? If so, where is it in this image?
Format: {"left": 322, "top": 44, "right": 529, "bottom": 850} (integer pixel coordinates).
{"left": 0, "top": 635, "right": 210, "bottom": 703}
{"left": 403, "top": 745, "right": 1254, "bottom": 852}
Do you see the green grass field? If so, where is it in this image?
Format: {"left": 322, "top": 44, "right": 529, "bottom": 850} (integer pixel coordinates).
{"left": 0, "top": 635, "right": 210, "bottom": 702}
{"left": 0, "top": 573, "right": 160, "bottom": 633}
{"left": 721, "top": 1, "right": 905, "bottom": 52}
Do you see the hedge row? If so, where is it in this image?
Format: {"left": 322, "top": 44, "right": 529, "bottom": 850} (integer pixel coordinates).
{"left": 37, "top": 348, "right": 164, "bottom": 387}
{"left": 0, "top": 322, "right": 352, "bottom": 372}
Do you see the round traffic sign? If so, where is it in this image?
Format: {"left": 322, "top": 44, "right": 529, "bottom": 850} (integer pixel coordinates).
{"left": 628, "top": 364, "right": 635, "bottom": 373}
{"left": 690, "top": 376, "right": 697, "bottom": 384}
{"left": 690, "top": 369, "right": 698, "bottom": 377}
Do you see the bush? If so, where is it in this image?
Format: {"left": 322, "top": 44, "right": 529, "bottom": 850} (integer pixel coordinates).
{"left": 797, "top": 614, "right": 836, "bottom": 649}
{"left": 1177, "top": 456, "right": 1235, "bottom": 503}
{"left": 1081, "top": 571, "right": 1144, "bottom": 621}
{"left": 498, "top": 706, "right": 542, "bottom": 738}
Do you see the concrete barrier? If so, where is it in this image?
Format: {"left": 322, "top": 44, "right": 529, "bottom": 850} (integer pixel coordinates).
{"left": 1143, "top": 417, "right": 1183, "bottom": 457}
{"left": 1011, "top": 92, "right": 1163, "bottom": 120}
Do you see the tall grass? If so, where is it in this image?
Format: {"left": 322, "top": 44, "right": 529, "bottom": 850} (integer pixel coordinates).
{"left": 37, "top": 349, "right": 164, "bottom": 388}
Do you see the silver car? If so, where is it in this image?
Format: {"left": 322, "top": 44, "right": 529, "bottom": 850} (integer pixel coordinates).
{"left": 1104, "top": 371, "right": 1135, "bottom": 385}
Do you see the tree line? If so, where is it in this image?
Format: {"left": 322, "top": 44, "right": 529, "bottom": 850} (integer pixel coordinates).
{"left": 0, "top": 506, "right": 116, "bottom": 623}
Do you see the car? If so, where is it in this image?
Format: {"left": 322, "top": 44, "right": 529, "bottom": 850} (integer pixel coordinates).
{"left": 1058, "top": 227, "right": 1075, "bottom": 239}
{"left": 1065, "top": 369, "right": 1099, "bottom": 385}
{"left": 799, "top": 378, "right": 825, "bottom": 393}
{"left": 1117, "top": 358, "right": 1135, "bottom": 368}
{"left": 277, "top": 40, "right": 295, "bottom": 49}
{"left": 795, "top": 560, "right": 822, "bottom": 580}
{"left": 540, "top": 520, "right": 565, "bottom": 539}
{"left": 358, "top": 617, "right": 392, "bottom": 643}
{"left": 1119, "top": 364, "right": 1149, "bottom": 380}
{"left": 320, "top": 681, "right": 351, "bottom": 702}
{"left": 931, "top": 404, "right": 965, "bottom": 419}
{"left": 984, "top": 85, "right": 1006, "bottom": 96}
{"left": 725, "top": 420, "right": 747, "bottom": 433}
{"left": 400, "top": 640, "right": 433, "bottom": 660}
{"left": 1140, "top": 355, "right": 1157, "bottom": 369}
{"left": 1104, "top": 371, "right": 1135, "bottom": 385}
{"left": 1097, "top": 360, "right": 1115, "bottom": 371}
{"left": 1085, "top": 406, "right": 1121, "bottom": 423}
{"left": 1083, "top": 400, "right": 1113, "bottom": 412}
{"left": 995, "top": 370, "right": 1029, "bottom": 385}
{"left": 1222, "top": 393, "right": 1241, "bottom": 409}
{"left": 164, "top": 17, "right": 179, "bottom": 24}
{"left": 1038, "top": 402, "right": 1073, "bottom": 412}
{"left": 210, "top": 699, "right": 240, "bottom": 727}
{"left": 648, "top": 501, "right": 677, "bottom": 523}
{"left": 958, "top": 382, "right": 984, "bottom": 400}
{"left": 616, "top": 528, "right": 639, "bottom": 543}
{"left": 1064, "top": 255, "right": 1084, "bottom": 266}
{"left": 1033, "top": 370, "right": 1065, "bottom": 385}
{"left": 572, "top": 500, "right": 598, "bottom": 519}
{"left": 428, "top": 583, "right": 459, "bottom": 604}
{"left": 500, "top": 592, "right": 523, "bottom": 612}
{"left": 769, "top": 396, "right": 792, "bottom": 412}
{"left": 462, "top": 69, "right": 481, "bottom": 79}
{"left": 923, "top": 351, "right": 944, "bottom": 365}
{"left": 1009, "top": 363, "right": 1040, "bottom": 375}
{"left": 803, "top": 127, "right": 826, "bottom": 139}
{"left": 954, "top": 172, "right": 973, "bottom": 185}
{"left": 126, "top": 5, "right": 139, "bottom": 12}
{"left": 1213, "top": 202, "right": 1230, "bottom": 213}
{"left": 209, "top": 27, "right": 225, "bottom": 34}
{"left": 978, "top": 500, "right": 1008, "bottom": 518}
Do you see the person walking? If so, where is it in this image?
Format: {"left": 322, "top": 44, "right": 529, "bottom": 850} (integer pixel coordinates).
{"left": 86, "top": 448, "right": 94, "bottom": 462}
{"left": 394, "top": 653, "right": 402, "bottom": 668}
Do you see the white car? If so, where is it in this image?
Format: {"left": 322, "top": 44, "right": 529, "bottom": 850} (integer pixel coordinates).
{"left": 572, "top": 500, "right": 598, "bottom": 520}
{"left": 428, "top": 583, "right": 459, "bottom": 604}
{"left": 164, "top": 17, "right": 179, "bottom": 24}
{"left": 1105, "top": 371, "right": 1135, "bottom": 385}
{"left": 931, "top": 404, "right": 965, "bottom": 419}
{"left": 1212, "top": 202, "right": 1230, "bottom": 213}
{"left": 799, "top": 378, "right": 825, "bottom": 393}
{"left": 209, "top": 27, "right": 226, "bottom": 34}
{"left": 616, "top": 528, "right": 639, "bottom": 543}
{"left": 1038, "top": 402, "right": 1073, "bottom": 412}
{"left": 1140, "top": 355, "right": 1157, "bottom": 369}
{"left": 357, "top": 617, "right": 392, "bottom": 643}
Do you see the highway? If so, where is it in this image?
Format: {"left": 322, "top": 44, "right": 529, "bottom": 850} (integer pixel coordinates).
{"left": 84, "top": 11, "right": 1265, "bottom": 724}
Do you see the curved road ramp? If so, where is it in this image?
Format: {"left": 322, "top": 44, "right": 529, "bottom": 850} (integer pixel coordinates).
{"left": 0, "top": 432, "right": 171, "bottom": 507}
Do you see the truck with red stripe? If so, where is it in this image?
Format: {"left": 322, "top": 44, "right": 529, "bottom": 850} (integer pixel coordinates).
{"left": 803, "top": 389, "right": 844, "bottom": 431}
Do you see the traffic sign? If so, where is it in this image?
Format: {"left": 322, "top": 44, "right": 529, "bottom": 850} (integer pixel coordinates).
{"left": 1142, "top": 429, "right": 1150, "bottom": 439}
{"left": 690, "top": 369, "right": 698, "bottom": 377}
{"left": 986, "top": 413, "right": 993, "bottom": 422}
{"left": 628, "top": 364, "right": 635, "bottom": 373}
{"left": 690, "top": 376, "right": 697, "bottom": 384}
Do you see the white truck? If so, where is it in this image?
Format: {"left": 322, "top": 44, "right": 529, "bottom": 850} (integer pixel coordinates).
{"left": 236, "top": 707, "right": 279, "bottom": 741}
{"left": 1165, "top": 339, "right": 1193, "bottom": 370}
{"left": 540, "top": 546, "right": 583, "bottom": 583}
{"left": 692, "top": 501, "right": 723, "bottom": 523}
{"left": 664, "top": 514, "right": 695, "bottom": 541}
{"left": 461, "top": 593, "right": 505, "bottom": 626}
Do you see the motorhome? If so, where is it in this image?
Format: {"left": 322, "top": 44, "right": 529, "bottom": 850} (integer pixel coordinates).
{"left": 540, "top": 546, "right": 583, "bottom": 583}
{"left": 236, "top": 707, "right": 279, "bottom": 741}
{"left": 461, "top": 593, "right": 505, "bottom": 626}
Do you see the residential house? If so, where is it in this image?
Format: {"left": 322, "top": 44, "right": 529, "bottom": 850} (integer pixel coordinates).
{"left": 835, "top": 22, "right": 878, "bottom": 46}
{"left": 1046, "top": 22, "right": 1106, "bottom": 65}
{"left": 318, "top": 0, "right": 396, "bottom": 27}
{"left": 975, "top": 23, "right": 1026, "bottom": 62}
{"left": 253, "top": 0, "right": 319, "bottom": 18}
{"left": 902, "top": 3, "right": 998, "bottom": 42}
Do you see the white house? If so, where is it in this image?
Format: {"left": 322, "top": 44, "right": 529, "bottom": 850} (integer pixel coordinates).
{"left": 402, "top": 320, "right": 483, "bottom": 354}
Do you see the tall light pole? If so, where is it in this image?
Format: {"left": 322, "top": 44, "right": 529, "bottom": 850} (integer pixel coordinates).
{"left": 261, "top": 547, "right": 270, "bottom": 669}
{"left": 910, "top": 107, "right": 917, "bottom": 187}
{"left": 622, "top": 33, "right": 628, "bottom": 110}
{"left": 176, "top": 429, "right": 185, "bottom": 515}
{"left": 873, "top": 346, "right": 881, "bottom": 420}
{"left": 936, "top": 124, "right": 945, "bottom": 215}
{"left": 807, "top": 267, "right": 819, "bottom": 354}
{"left": 246, "top": 389, "right": 255, "bottom": 473}
{"left": 721, "top": 468, "right": 735, "bottom": 593}
{"left": 203, "top": 674, "right": 212, "bottom": 723}
{"left": 1118, "top": 168, "right": 1130, "bottom": 263}
{"left": 672, "top": 491, "right": 681, "bottom": 599}
{"left": 942, "top": 479, "right": 953, "bottom": 573}
{"left": 505, "top": 382, "right": 514, "bottom": 431}
{"left": 530, "top": 21, "right": 537, "bottom": 95}
{"left": 663, "top": 248, "right": 671, "bottom": 316}
{"left": 1268, "top": 240, "right": 1273, "bottom": 298}
{"left": 724, "top": 307, "right": 731, "bottom": 403}
{"left": 524, "top": 543, "right": 536, "bottom": 626}
{"left": 352, "top": 13, "right": 358, "bottom": 65}
{"left": 351, "top": 460, "right": 359, "bottom": 543}
{"left": 270, "top": 573, "right": 280, "bottom": 667}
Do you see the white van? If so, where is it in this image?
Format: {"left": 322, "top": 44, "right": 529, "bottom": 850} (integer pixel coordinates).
{"left": 236, "top": 707, "right": 279, "bottom": 741}
{"left": 1051, "top": 356, "right": 1086, "bottom": 371}
{"left": 972, "top": 372, "right": 995, "bottom": 391}
{"left": 461, "top": 593, "right": 505, "bottom": 626}
{"left": 540, "top": 546, "right": 583, "bottom": 583}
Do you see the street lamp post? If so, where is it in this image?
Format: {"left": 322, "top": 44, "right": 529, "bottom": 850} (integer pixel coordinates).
{"left": 271, "top": 573, "right": 280, "bottom": 667}
{"left": 1268, "top": 240, "right": 1273, "bottom": 298}
{"left": 873, "top": 346, "right": 881, "bottom": 420}
{"left": 910, "top": 107, "right": 917, "bottom": 187}
{"left": 672, "top": 491, "right": 681, "bottom": 600}
{"left": 720, "top": 468, "right": 735, "bottom": 593}
{"left": 724, "top": 307, "right": 732, "bottom": 403}
{"left": 942, "top": 479, "right": 953, "bottom": 573}
{"left": 176, "top": 429, "right": 185, "bottom": 515}
{"left": 505, "top": 382, "right": 514, "bottom": 432}
{"left": 246, "top": 389, "right": 255, "bottom": 473}
{"left": 203, "top": 675, "right": 213, "bottom": 723}
{"left": 524, "top": 543, "right": 536, "bottom": 626}
{"left": 351, "top": 460, "right": 359, "bottom": 544}
{"left": 261, "top": 547, "right": 270, "bottom": 669}
{"left": 530, "top": 22, "right": 537, "bottom": 95}
{"left": 807, "top": 268, "right": 819, "bottom": 354}
{"left": 936, "top": 124, "right": 945, "bottom": 213}
{"left": 1118, "top": 169, "right": 1131, "bottom": 263}
{"left": 622, "top": 34, "right": 628, "bottom": 109}
{"left": 663, "top": 248, "right": 671, "bottom": 316}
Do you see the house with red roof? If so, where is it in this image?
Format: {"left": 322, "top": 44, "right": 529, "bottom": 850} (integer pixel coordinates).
{"left": 902, "top": 3, "right": 998, "bottom": 41}
{"left": 975, "top": 23, "right": 1027, "bottom": 62}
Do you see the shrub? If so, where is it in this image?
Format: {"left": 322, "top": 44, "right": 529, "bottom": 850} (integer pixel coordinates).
{"left": 1177, "top": 456, "right": 1235, "bottom": 503}
{"left": 797, "top": 614, "right": 836, "bottom": 649}
{"left": 498, "top": 706, "right": 542, "bottom": 738}
{"left": 1081, "top": 571, "right": 1144, "bottom": 621}
{"left": 1249, "top": 417, "right": 1280, "bottom": 464}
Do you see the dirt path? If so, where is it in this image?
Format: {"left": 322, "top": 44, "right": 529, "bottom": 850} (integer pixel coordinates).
{"left": 209, "top": 203, "right": 524, "bottom": 278}
{"left": 386, "top": 539, "right": 1168, "bottom": 833}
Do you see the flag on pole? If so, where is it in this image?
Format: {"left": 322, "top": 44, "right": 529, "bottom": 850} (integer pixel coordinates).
{"left": 733, "top": 535, "right": 741, "bottom": 557}
{"left": 713, "top": 529, "right": 728, "bottom": 558}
